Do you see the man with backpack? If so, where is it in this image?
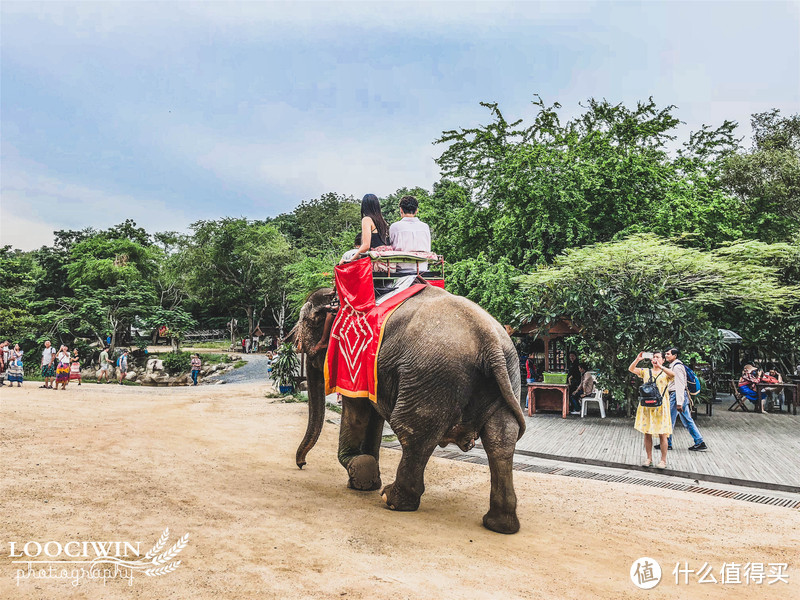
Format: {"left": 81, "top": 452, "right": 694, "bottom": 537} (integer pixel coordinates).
{"left": 657, "top": 348, "right": 707, "bottom": 451}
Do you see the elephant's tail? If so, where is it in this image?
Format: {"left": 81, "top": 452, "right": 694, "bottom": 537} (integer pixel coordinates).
{"left": 484, "top": 342, "right": 527, "bottom": 440}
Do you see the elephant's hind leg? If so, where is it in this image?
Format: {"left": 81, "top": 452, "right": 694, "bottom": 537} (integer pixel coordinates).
{"left": 382, "top": 414, "right": 448, "bottom": 511}
{"left": 480, "top": 408, "right": 521, "bottom": 534}
{"left": 339, "top": 397, "right": 384, "bottom": 491}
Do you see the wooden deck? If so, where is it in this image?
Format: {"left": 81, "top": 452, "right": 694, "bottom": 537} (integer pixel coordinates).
{"left": 512, "top": 400, "right": 800, "bottom": 491}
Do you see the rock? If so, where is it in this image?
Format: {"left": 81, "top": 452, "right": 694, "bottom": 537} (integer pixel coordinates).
{"left": 214, "top": 380, "right": 226, "bottom": 385}
{"left": 298, "top": 380, "right": 308, "bottom": 392}
{"left": 146, "top": 359, "right": 164, "bottom": 373}
{"left": 125, "top": 372, "right": 138, "bottom": 382}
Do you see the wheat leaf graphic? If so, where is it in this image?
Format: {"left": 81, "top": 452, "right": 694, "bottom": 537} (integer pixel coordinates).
{"left": 145, "top": 560, "right": 181, "bottom": 577}
{"left": 153, "top": 533, "right": 189, "bottom": 566}
{"left": 144, "top": 528, "right": 170, "bottom": 560}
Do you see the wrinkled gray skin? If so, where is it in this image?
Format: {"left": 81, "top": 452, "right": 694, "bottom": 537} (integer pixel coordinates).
{"left": 293, "top": 286, "right": 526, "bottom": 534}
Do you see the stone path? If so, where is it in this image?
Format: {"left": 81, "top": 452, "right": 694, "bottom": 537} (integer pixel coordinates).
{"left": 211, "top": 353, "right": 270, "bottom": 385}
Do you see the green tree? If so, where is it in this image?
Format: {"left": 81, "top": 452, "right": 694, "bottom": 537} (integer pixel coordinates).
{"left": 187, "top": 218, "right": 293, "bottom": 340}
{"left": 272, "top": 192, "right": 361, "bottom": 252}
{"left": 434, "top": 96, "right": 749, "bottom": 268}
{"left": 64, "top": 230, "right": 159, "bottom": 349}
{"left": 447, "top": 254, "right": 521, "bottom": 324}
{"left": 516, "top": 234, "right": 799, "bottom": 413}
{"left": 0, "top": 246, "right": 39, "bottom": 343}
{"left": 722, "top": 109, "right": 800, "bottom": 242}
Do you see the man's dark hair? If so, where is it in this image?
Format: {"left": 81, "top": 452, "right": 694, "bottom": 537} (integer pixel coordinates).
{"left": 399, "top": 195, "right": 419, "bottom": 214}
{"left": 578, "top": 362, "right": 589, "bottom": 370}
{"left": 667, "top": 347, "right": 680, "bottom": 358}
{"left": 104, "top": 346, "right": 109, "bottom": 350}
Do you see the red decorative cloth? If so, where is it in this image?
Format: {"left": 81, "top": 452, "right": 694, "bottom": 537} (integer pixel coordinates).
{"left": 325, "top": 257, "right": 426, "bottom": 402}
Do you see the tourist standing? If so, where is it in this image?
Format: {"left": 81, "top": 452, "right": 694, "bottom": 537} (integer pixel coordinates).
{"left": 55, "top": 345, "right": 71, "bottom": 390}
{"left": 117, "top": 350, "right": 129, "bottom": 384}
{"left": 661, "top": 348, "right": 707, "bottom": 451}
{"left": 0, "top": 340, "right": 8, "bottom": 386}
{"left": 190, "top": 353, "right": 202, "bottom": 386}
{"left": 245, "top": 337, "right": 251, "bottom": 353}
{"left": 98, "top": 346, "right": 111, "bottom": 383}
{"left": 7, "top": 344, "right": 24, "bottom": 387}
{"left": 41, "top": 340, "right": 56, "bottom": 389}
{"left": 628, "top": 351, "right": 673, "bottom": 469}
{"left": 70, "top": 349, "right": 82, "bottom": 385}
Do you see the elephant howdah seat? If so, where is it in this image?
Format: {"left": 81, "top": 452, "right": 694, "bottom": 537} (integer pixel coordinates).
{"left": 325, "top": 257, "right": 427, "bottom": 402}
{"left": 365, "top": 250, "right": 445, "bottom": 289}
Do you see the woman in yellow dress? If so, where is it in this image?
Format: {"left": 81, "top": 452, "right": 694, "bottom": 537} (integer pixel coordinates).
{"left": 628, "top": 350, "right": 673, "bottom": 469}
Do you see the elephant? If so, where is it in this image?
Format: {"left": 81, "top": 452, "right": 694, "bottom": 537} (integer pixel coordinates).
{"left": 292, "top": 285, "right": 527, "bottom": 534}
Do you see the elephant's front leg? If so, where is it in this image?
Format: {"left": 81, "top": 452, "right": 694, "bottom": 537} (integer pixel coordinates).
{"left": 339, "top": 397, "right": 383, "bottom": 491}
{"left": 479, "top": 408, "right": 521, "bottom": 534}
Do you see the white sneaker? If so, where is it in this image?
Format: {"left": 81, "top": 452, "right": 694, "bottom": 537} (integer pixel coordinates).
{"left": 569, "top": 411, "right": 580, "bottom": 415}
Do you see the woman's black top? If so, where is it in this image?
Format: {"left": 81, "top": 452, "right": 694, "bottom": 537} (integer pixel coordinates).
{"left": 370, "top": 230, "right": 387, "bottom": 249}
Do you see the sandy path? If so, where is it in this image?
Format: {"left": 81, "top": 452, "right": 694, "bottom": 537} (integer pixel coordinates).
{"left": 1, "top": 383, "right": 797, "bottom": 599}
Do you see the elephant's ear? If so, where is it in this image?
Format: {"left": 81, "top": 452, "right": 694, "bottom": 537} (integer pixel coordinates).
{"left": 284, "top": 323, "right": 299, "bottom": 345}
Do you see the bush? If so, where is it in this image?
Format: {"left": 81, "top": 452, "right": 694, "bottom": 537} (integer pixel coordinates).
{"left": 161, "top": 351, "right": 191, "bottom": 374}
{"left": 202, "top": 353, "right": 231, "bottom": 364}
{"left": 272, "top": 342, "right": 300, "bottom": 391}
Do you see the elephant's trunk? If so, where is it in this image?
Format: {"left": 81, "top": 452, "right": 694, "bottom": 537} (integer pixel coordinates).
{"left": 295, "top": 359, "right": 326, "bottom": 469}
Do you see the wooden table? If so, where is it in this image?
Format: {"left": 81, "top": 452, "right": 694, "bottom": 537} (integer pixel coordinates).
{"left": 527, "top": 383, "right": 569, "bottom": 418}
{"left": 756, "top": 382, "right": 799, "bottom": 415}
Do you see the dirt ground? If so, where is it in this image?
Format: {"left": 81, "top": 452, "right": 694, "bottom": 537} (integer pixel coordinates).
{"left": 1, "top": 382, "right": 798, "bottom": 599}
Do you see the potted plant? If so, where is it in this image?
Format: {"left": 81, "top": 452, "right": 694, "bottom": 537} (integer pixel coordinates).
{"left": 272, "top": 342, "right": 300, "bottom": 394}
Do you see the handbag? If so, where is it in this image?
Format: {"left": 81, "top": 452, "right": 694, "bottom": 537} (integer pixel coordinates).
{"left": 639, "top": 369, "right": 664, "bottom": 408}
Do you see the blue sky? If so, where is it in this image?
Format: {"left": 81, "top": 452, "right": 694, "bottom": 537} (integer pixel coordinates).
{"left": 2, "top": 1, "right": 798, "bottom": 250}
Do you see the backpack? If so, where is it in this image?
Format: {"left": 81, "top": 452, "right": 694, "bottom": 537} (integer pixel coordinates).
{"left": 674, "top": 361, "right": 701, "bottom": 395}
{"left": 638, "top": 369, "right": 664, "bottom": 407}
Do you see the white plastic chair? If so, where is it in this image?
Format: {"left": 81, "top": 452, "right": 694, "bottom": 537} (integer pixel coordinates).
{"left": 580, "top": 388, "right": 606, "bottom": 418}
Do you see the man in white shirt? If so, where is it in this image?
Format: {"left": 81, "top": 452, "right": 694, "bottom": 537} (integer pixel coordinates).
{"left": 389, "top": 195, "right": 431, "bottom": 274}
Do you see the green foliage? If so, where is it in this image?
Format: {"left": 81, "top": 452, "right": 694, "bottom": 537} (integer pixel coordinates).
{"left": 516, "top": 234, "right": 800, "bottom": 411}
{"left": 273, "top": 192, "right": 361, "bottom": 252}
{"left": 272, "top": 342, "right": 300, "bottom": 390}
{"left": 722, "top": 110, "right": 800, "bottom": 242}
{"left": 186, "top": 217, "right": 293, "bottom": 337}
{"left": 161, "top": 351, "right": 192, "bottom": 375}
{"left": 434, "top": 96, "right": 774, "bottom": 268}
{"left": 201, "top": 353, "right": 231, "bottom": 364}
{"left": 447, "top": 254, "right": 521, "bottom": 324}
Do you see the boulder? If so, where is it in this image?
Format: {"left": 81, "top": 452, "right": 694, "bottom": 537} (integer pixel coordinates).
{"left": 125, "top": 372, "right": 138, "bottom": 382}
{"left": 146, "top": 359, "right": 164, "bottom": 373}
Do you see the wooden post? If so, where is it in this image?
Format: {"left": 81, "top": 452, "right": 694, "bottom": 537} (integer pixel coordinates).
{"left": 544, "top": 337, "right": 550, "bottom": 371}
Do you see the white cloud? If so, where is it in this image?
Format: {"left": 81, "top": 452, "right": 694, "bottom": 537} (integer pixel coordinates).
{"left": 0, "top": 152, "right": 196, "bottom": 250}
{"left": 0, "top": 211, "right": 57, "bottom": 250}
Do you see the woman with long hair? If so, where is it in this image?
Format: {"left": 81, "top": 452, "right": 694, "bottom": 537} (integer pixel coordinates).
{"left": 354, "top": 193, "right": 390, "bottom": 256}
{"left": 628, "top": 350, "right": 673, "bottom": 469}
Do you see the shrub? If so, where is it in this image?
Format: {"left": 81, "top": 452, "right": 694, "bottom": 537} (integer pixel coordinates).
{"left": 272, "top": 342, "right": 300, "bottom": 391}
{"left": 161, "top": 351, "right": 191, "bottom": 374}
